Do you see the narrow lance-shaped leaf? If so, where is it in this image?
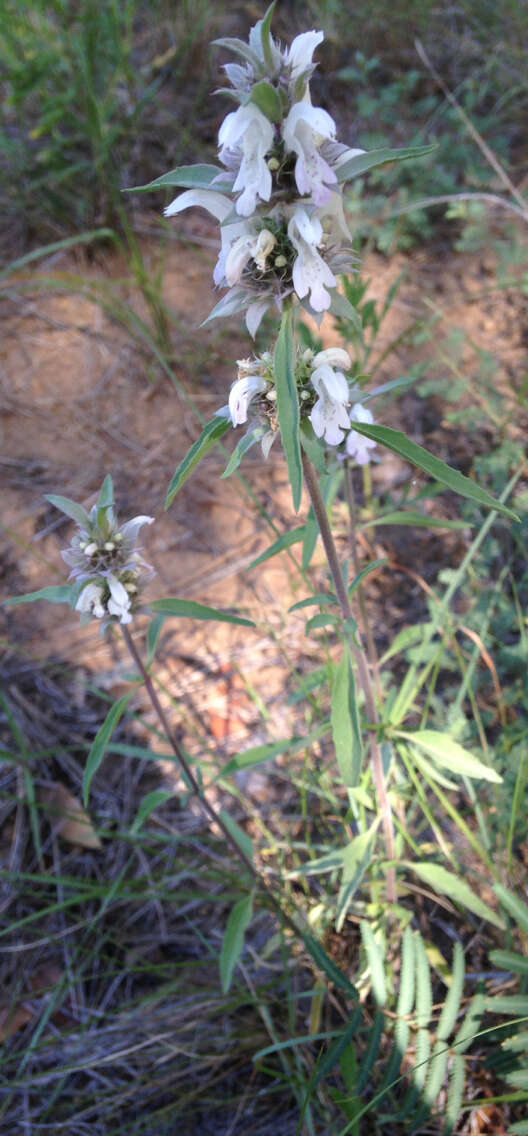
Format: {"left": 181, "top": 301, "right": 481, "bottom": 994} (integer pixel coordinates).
{"left": 248, "top": 526, "right": 305, "bottom": 571}
{"left": 166, "top": 416, "right": 231, "bottom": 507}
{"left": 97, "top": 475, "right": 114, "bottom": 509}
{"left": 125, "top": 164, "right": 233, "bottom": 193}
{"left": 151, "top": 598, "right": 254, "bottom": 627}
{"left": 221, "top": 426, "right": 266, "bottom": 478}
{"left": 45, "top": 494, "right": 91, "bottom": 527}
{"left": 398, "top": 730, "right": 502, "bottom": 784}
{"left": 349, "top": 422, "right": 519, "bottom": 520}
{"left": 259, "top": 1, "right": 278, "bottom": 71}
{"left": 336, "top": 144, "right": 437, "bottom": 184}
{"left": 4, "top": 585, "right": 73, "bottom": 608}
{"left": 274, "top": 307, "right": 303, "bottom": 511}
{"left": 83, "top": 692, "right": 134, "bottom": 806}
{"left": 220, "top": 894, "right": 253, "bottom": 993}
{"left": 410, "top": 862, "right": 505, "bottom": 929}
{"left": 331, "top": 646, "right": 363, "bottom": 787}
{"left": 131, "top": 790, "right": 175, "bottom": 835}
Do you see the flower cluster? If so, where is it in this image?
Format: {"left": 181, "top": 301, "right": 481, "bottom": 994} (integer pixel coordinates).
{"left": 219, "top": 347, "right": 377, "bottom": 466}
{"left": 62, "top": 499, "right": 154, "bottom": 626}
{"left": 164, "top": 13, "right": 364, "bottom": 335}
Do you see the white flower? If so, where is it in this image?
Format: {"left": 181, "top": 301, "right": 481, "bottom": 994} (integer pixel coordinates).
{"left": 163, "top": 189, "right": 253, "bottom": 289}
{"left": 106, "top": 575, "right": 133, "bottom": 624}
{"left": 75, "top": 582, "right": 105, "bottom": 620}
{"left": 310, "top": 363, "right": 350, "bottom": 445}
{"left": 285, "top": 31, "right": 324, "bottom": 84}
{"left": 228, "top": 375, "right": 268, "bottom": 426}
{"left": 288, "top": 207, "right": 337, "bottom": 311}
{"left": 312, "top": 348, "right": 351, "bottom": 371}
{"left": 218, "top": 104, "right": 275, "bottom": 216}
{"left": 346, "top": 404, "right": 377, "bottom": 465}
{"left": 282, "top": 102, "right": 337, "bottom": 204}
{"left": 164, "top": 188, "right": 232, "bottom": 224}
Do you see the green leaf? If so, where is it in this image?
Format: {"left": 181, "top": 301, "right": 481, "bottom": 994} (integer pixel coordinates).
{"left": 221, "top": 426, "right": 265, "bottom": 478}
{"left": 306, "top": 612, "right": 339, "bottom": 634}
{"left": 97, "top": 475, "right": 114, "bottom": 509}
{"left": 131, "top": 789, "right": 174, "bottom": 834}
{"left": 289, "top": 593, "right": 337, "bottom": 612}
{"left": 83, "top": 692, "right": 134, "bottom": 806}
{"left": 336, "top": 144, "right": 437, "bottom": 184}
{"left": 362, "top": 510, "right": 467, "bottom": 531}
{"left": 125, "top": 163, "right": 233, "bottom": 193}
{"left": 302, "top": 932, "right": 358, "bottom": 995}
{"left": 219, "top": 810, "right": 254, "bottom": 862}
{"left": 201, "top": 287, "right": 250, "bottom": 325}
{"left": 150, "top": 598, "right": 254, "bottom": 628}
{"left": 45, "top": 493, "right": 91, "bottom": 527}
{"left": 415, "top": 932, "right": 433, "bottom": 1028}
{"left": 274, "top": 308, "right": 303, "bottom": 512}
{"left": 398, "top": 730, "right": 502, "bottom": 783}
{"left": 485, "top": 996, "right": 528, "bottom": 1015}
{"left": 410, "top": 863, "right": 505, "bottom": 929}
{"left": 336, "top": 825, "right": 378, "bottom": 932}
{"left": 299, "top": 418, "right": 326, "bottom": 474}
{"left": 4, "top": 585, "right": 73, "bottom": 607}
{"left": 452, "top": 992, "right": 485, "bottom": 1055}
{"left": 250, "top": 79, "right": 282, "bottom": 122}
{"left": 357, "top": 1010, "right": 385, "bottom": 1093}
{"left": 166, "top": 416, "right": 231, "bottom": 507}
{"left": 220, "top": 725, "right": 330, "bottom": 780}
{"left": 349, "top": 423, "right": 519, "bottom": 520}
{"left": 444, "top": 1052, "right": 466, "bottom": 1135}
{"left": 146, "top": 613, "right": 165, "bottom": 665}
{"left": 220, "top": 894, "right": 253, "bottom": 993}
{"left": 348, "top": 558, "right": 387, "bottom": 598}
{"left": 361, "top": 922, "right": 386, "bottom": 1007}
{"left": 437, "top": 942, "right": 465, "bottom": 1041}
{"left": 489, "top": 950, "right": 528, "bottom": 976}
{"left": 259, "top": 1, "right": 278, "bottom": 71}
{"left": 331, "top": 647, "right": 363, "bottom": 787}
{"left": 494, "top": 884, "right": 528, "bottom": 933}
{"left": 312, "top": 1009, "right": 363, "bottom": 1089}
{"left": 303, "top": 466, "right": 343, "bottom": 570}
{"left": 329, "top": 289, "right": 362, "bottom": 333}
{"left": 248, "top": 526, "right": 305, "bottom": 571}
{"left": 213, "top": 37, "right": 262, "bottom": 67}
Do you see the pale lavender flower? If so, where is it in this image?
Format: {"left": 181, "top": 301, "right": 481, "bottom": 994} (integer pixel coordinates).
{"left": 228, "top": 373, "right": 269, "bottom": 426}
{"left": 346, "top": 403, "right": 377, "bottom": 465}
{"left": 288, "top": 207, "right": 337, "bottom": 312}
{"left": 282, "top": 102, "right": 337, "bottom": 203}
{"left": 310, "top": 360, "right": 351, "bottom": 445}
{"left": 218, "top": 103, "right": 275, "bottom": 216}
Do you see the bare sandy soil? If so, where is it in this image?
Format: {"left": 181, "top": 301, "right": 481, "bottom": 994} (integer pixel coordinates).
{"left": 1, "top": 218, "right": 527, "bottom": 759}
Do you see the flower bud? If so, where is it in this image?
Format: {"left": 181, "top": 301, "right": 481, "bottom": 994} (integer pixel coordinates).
{"left": 84, "top": 542, "right": 98, "bottom": 557}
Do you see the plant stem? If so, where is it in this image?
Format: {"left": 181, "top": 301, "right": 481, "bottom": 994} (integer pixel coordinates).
{"left": 302, "top": 452, "right": 396, "bottom": 903}
{"left": 121, "top": 624, "right": 305, "bottom": 939}
{"left": 344, "top": 462, "right": 383, "bottom": 704}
